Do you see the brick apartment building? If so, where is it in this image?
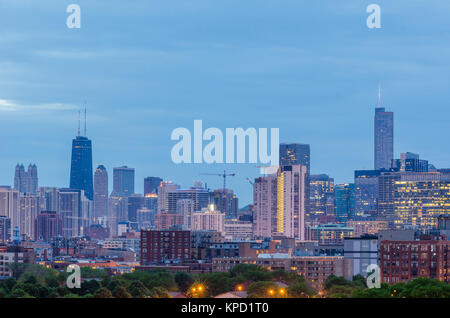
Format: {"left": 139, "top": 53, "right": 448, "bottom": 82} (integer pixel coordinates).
{"left": 380, "top": 237, "right": 450, "bottom": 284}
{"left": 140, "top": 229, "right": 190, "bottom": 265}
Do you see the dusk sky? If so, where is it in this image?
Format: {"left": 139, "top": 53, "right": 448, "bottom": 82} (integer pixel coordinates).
{"left": 1, "top": 0, "right": 450, "bottom": 205}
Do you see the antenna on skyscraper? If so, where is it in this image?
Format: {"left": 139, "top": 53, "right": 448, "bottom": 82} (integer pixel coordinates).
{"left": 84, "top": 101, "right": 87, "bottom": 137}
{"left": 378, "top": 83, "right": 382, "bottom": 107}
{"left": 77, "top": 110, "right": 81, "bottom": 136}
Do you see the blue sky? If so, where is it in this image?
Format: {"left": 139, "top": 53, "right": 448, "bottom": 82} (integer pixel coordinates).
{"left": 1, "top": 0, "right": 450, "bottom": 205}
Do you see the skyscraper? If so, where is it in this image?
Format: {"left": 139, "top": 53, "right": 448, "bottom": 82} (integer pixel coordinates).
{"left": 93, "top": 165, "right": 108, "bottom": 221}
{"left": 144, "top": 177, "right": 162, "bottom": 195}
{"left": 111, "top": 166, "right": 135, "bottom": 197}
{"left": 279, "top": 143, "right": 310, "bottom": 170}
{"left": 70, "top": 135, "right": 94, "bottom": 200}
{"left": 14, "top": 164, "right": 38, "bottom": 194}
{"left": 34, "top": 211, "right": 62, "bottom": 242}
{"left": 309, "top": 174, "right": 335, "bottom": 219}
{"left": 374, "top": 94, "right": 394, "bottom": 170}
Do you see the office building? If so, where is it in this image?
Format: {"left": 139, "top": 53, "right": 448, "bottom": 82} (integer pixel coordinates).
{"left": 354, "top": 170, "right": 381, "bottom": 218}
{"left": 374, "top": 105, "right": 394, "bottom": 170}
{"left": 144, "top": 177, "right": 162, "bottom": 195}
{"left": 335, "top": 183, "right": 355, "bottom": 222}
{"left": 70, "top": 135, "right": 94, "bottom": 200}
{"left": 14, "top": 164, "right": 38, "bottom": 194}
{"left": 111, "top": 166, "right": 135, "bottom": 197}
{"left": 211, "top": 189, "right": 239, "bottom": 219}
{"left": 93, "top": 165, "right": 108, "bottom": 221}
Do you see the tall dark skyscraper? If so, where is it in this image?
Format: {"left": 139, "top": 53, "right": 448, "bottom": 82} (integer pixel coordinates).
{"left": 70, "top": 134, "right": 94, "bottom": 200}
{"left": 111, "top": 166, "right": 135, "bottom": 197}
{"left": 93, "top": 165, "right": 108, "bottom": 221}
{"left": 374, "top": 92, "right": 394, "bottom": 170}
{"left": 144, "top": 177, "right": 162, "bottom": 195}
{"left": 70, "top": 110, "right": 93, "bottom": 201}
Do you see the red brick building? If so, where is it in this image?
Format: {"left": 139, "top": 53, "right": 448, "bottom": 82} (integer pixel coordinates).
{"left": 140, "top": 229, "right": 191, "bottom": 265}
{"left": 380, "top": 238, "right": 450, "bottom": 284}
{"left": 34, "top": 211, "right": 62, "bottom": 242}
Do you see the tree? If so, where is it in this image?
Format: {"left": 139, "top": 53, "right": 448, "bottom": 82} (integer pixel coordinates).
{"left": 247, "top": 281, "right": 279, "bottom": 298}
{"left": 287, "top": 281, "right": 316, "bottom": 298}
{"left": 93, "top": 287, "right": 113, "bottom": 298}
{"left": 128, "top": 281, "right": 149, "bottom": 298}
{"left": 175, "top": 272, "right": 194, "bottom": 292}
{"left": 148, "top": 286, "right": 170, "bottom": 298}
{"left": 113, "top": 286, "right": 132, "bottom": 298}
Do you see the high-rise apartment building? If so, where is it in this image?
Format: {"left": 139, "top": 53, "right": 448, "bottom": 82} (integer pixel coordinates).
{"left": 211, "top": 189, "right": 238, "bottom": 219}
{"left": 140, "top": 229, "right": 191, "bottom": 264}
{"left": 18, "top": 193, "right": 39, "bottom": 240}
{"left": 93, "top": 165, "right": 108, "bottom": 222}
{"left": 0, "top": 187, "right": 19, "bottom": 240}
{"left": 309, "top": 174, "right": 335, "bottom": 219}
{"left": 253, "top": 175, "right": 278, "bottom": 238}
{"left": 374, "top": 106, "right": 394, "bottom": 170}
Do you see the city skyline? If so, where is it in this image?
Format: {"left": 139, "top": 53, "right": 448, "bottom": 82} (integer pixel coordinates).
{"left": 2, "top": 1, "right": 450, "bottom": 205}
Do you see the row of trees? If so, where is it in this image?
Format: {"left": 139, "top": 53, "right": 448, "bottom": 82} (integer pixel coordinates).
{"left": 0, "top": 263, "right": 449, "bottom": 298}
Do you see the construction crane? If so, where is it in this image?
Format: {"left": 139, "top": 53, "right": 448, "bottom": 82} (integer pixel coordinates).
{"left": 200, "top": 170, "right": 236, "bottom": 192}
{"left": 246, "top": 178, "right": 254, "bottom": 186}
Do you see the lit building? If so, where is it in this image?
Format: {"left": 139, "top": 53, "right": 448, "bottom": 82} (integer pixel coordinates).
{"left": 309, "top": 174, "right": 335, "bottom": 219}
{"left": 335, "top": 183, "right": 355, "bottom": 222}
{"left": 176, "top": 199, "right": 194, "bottom": 230}
{"left": 59, "top": 188, "right": 89, "bottom": 238}
{"left": 192, "top": 207, "right": 225, "bottom": 234}
{"left": 347, "top": 219, "right": 388, "bottom": 237}
{"left": 140, "top": 229, "right": 191, "bottom": 264}
{"left": 276, "top": 165, "right": 307, "bottom": 240}
{"left": 378, "top": 170, "right": 450, "bottom": 229}
{"left": 354, "top": 170, "right": 380, "bottom": 218}
{"left": 309, "top": 223, "right": 354, "bottom": 245}
{"left": 0, "top": 216, "right": 11, "bottom": 243}
{"left": 380, "top": 237, "right": 450, "bottom": 284}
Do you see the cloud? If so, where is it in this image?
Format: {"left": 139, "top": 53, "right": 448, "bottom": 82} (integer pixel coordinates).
{"left": 0, "top": 99, "right": 77, "bottom": 112}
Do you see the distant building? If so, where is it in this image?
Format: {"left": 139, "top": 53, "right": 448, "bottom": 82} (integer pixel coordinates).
{"left": 140, "top": 229, "right": 191, "bottom": 264}
{"left": 93, "top": 165, "right": 108, "bottom": 222}
{"left": 35, "top": 211, "right": 62, "bottom": 242}
{"left": 70, "top": 135, "right": 94, "bottom": 200}
{"left": 192, "top": 208, "right": 225, "bottom": 234}
{"left": 0, "top": 216, "right": 11, "bottom": 243}
{"left": 380, "top": 237, "right": 450, "bottom": 284}
{"left": 0, "top": 187, "right": 19, "bottom": 241}
{"left": 391, "top": 152, "right": 428, "bottom": 172}
{"left": 144, "top": 177, "right": 162, "bottom": 195}
{"left": 374, "top": 106, "right": 394, "bottom": 170}
{"left": 309, "top": 174, "right": 335, "bottom": 219}
{"left": 211, "top": 189, "right": 239, "bottom": 219}
{"left": 309, "top": 223, "right": 354, "bottom": 245}
{"left": 354, "top": 170, "right": 380, "bottom": 218}
{"left": 14, "top": 164, "right": 38, "bottom": 194}
{"left": 18, "top": 193, "right": 39, "bottom": 240}
{"left": 224, "top": 220, "right": 253, "bottom": 241}
{"left": 344, "top": 235, "right": 378, "bottom": 277}
{"left": 347, "top": 219, "right": 388, "bottom": 237}
{"left": 111, "top": 166, "right": 135, "bottom": 197}
{"left": 335, "top": 183, "right": 355, "bottom": 222}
